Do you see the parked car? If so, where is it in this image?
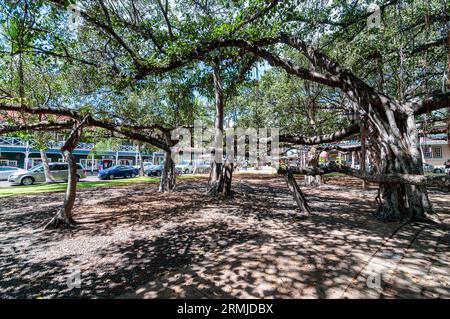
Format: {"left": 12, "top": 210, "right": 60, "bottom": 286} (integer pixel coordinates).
{"left": 352, "top": 164, "right": 373, "bottom": 172}
{"left": 319, "top": 162, "right": 334, "bottom": 169}
{"left": 175, "top": 160, "right": 210, "bottom": 174}
{"left": 133, "top": 162, "right": 153, "bottom": 170}
{"left": 145, "top": 164, "right": 164, "bottom": 176}
{"left": 8, "top": 163, "right": 86, "bottom": 185}
{"left": 98, "top": 165, "right": 139, "bottom": 180}
{"left": 423, "top": 163, "right": 445, "bottom": 173}
{"left": 0, "top": 166, "right": 25, "bottom": 181}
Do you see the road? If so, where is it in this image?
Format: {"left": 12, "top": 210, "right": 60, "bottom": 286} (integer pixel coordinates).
{"left": 0, "top": 175, "right": 99, "bottom": 188}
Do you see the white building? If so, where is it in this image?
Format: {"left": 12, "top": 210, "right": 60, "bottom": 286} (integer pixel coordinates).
{"left": 420, "top": 134, "right": 450, "bottom": 167}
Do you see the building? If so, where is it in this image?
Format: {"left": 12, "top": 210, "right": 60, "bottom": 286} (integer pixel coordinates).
{"left": 420, "top": 134, "right": 450, "bottom": 167}
{"left": 283, "top": 135, "right": 450, "bottom": 169}
{"left": 0, "top": 136, "right": 165, "bottom": 171}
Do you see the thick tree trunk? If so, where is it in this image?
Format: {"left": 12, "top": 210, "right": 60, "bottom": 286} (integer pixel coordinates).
{"left": 223, "top": 162, "right": 234, "bottom": 197}
{"left": 45, "top": 150, "right": 78, "bottom": 229}
{"left": 159, "top": 149, "right": 176, "bottom": 192}
{"left": 207, "top": 61, "right": 233, "bottom": 197}
{"left": 208, "top": 161, "right": 234, "bottom": 197}
{"left": 376, "top": 145, "right": 432, "bottom": 220}
{"left": 371, "top": 108, "right": 433, "bottom": 221}
{"left": 208, "top": 160, "right": 224, "bottom": 196}
{"left": 45, "top": 122, "right": 84, "bottom": 230}
{"left": 40, "top": 150, "right": 57, "bottom": 183}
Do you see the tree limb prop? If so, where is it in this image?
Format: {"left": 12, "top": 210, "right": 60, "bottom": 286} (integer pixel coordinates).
{"left": 282, "top": 164, "right": 450, "bottom": 188}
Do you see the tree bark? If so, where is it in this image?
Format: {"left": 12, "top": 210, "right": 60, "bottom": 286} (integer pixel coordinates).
{"left": 45, "top": 121, "right": 85, "bottom": 230}
{"left": 40, "top": 150, "right": 57, "bottom": 183}
{"left": 373, "top": 110, "right": 433, "bottom": 221}
{"left": 286, "top": 169, "right": 311, "bottom": 213}
{"left": 223, "top": 162, "right": 234, "bottom": 197}
{"left": 44, "top": 150, "right": 78, "bottom": 229}
{"left": 208, "top": 160, "right": 224, "bottom": 196}
{"left": 159, "top": 148, "right": 176, "bottom": 192}
{"left": 207, "top": 61, "right": 233, "bottom": 197}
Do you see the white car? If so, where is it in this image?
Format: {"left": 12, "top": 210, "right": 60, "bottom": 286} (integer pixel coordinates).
{"left": 133, "top": 162, "right": 154, "bottom": 170}
{"left": 0, "top": 166, "right": 25, "bottom": 181}
{"left": 433, "top": 165, "right": 446, "bottom": 174}
{"left": 9, "top": 163, "right": 87, "bottom": 185}
{"left": 423, "top": 163, "right": 446, "bottom": 174}
{"left": 176, "top": 160, "right": 210, "bottom": 174}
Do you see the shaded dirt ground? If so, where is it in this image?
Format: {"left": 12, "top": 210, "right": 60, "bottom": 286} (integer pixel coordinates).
{"left": 0, "top": 175, "right": 449, "bottom": 299}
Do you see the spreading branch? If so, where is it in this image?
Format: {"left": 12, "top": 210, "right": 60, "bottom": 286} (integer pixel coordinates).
{"left": 280, "top": 124, "right": 360, "bottom": 145}
{"left": 0, "top": 121, "right": 74, "bottom": 134}
{"left": 410, "top": 92, "right": 450, "bottom": 115}
{"left": 283, "top": 163, "right": 450, "bottom": 188}
{"left": 0, "top": 103, "right": 171, "bottom": 151}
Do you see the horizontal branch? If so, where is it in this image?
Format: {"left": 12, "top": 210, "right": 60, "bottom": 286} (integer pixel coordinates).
{"left": 321, "top": 144, "right": 362, "bottom": 153}
{"left": 284, "top": 164, "right": 450, "bottom": 188}
{"left": 0, "top": 103, "right": 171, "bottom": 151}
{"left": 280, "top": 124, "right": 359, "bottom": 145}
{"left": 411, "top": 92, "right": 450, "bottom": 115}
{"left": 0, "top": 121, "right": 74, "bottom": 134}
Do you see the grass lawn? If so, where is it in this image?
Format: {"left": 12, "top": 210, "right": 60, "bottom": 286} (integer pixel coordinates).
{"left": 0, "top": 175, "right": 200, "bottom": 198}
{"left": 425, "top": 172, "right": 449, "bottom": 176}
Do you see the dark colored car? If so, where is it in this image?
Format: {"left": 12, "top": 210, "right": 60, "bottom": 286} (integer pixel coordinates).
{"left": 98, "top": 165, "right": 138, "bottom": 180}
{"left": 145, "top": 164, "right": 164, "bottom": 176}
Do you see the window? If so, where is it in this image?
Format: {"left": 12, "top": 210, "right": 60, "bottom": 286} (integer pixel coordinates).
{"left": 50, "top": 164, "right": 68, "bottom": 171}
{"left": 32, "top": 166, "right": 44, "bottom": 172}
{"left": 0, "top": 167, "right": 18, "bottom": 171}
{"left": 423, "top": 147, "right": 432, "bottom": 159}
{"left": 0, "top": 160, "right": 18, "bottom": 167}
{"left": 433, "top": 147, "right": 442, "bottom": 159}
{"left": 58, "top": 164, "right": 69, "bottom": 170}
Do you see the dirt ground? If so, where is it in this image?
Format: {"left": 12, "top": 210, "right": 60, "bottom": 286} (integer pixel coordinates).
{"left": 0, "top": 175, "right": 449, "bottom": 299}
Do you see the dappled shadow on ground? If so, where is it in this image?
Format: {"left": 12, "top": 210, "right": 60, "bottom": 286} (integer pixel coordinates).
{"left": 0, "top": 176, "right": 448, "bottom": 298}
